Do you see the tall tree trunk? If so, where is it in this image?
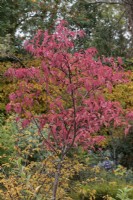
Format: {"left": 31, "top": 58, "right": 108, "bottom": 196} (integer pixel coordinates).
{"left": 123, "top": 0, "right": 133, "bottom": 57}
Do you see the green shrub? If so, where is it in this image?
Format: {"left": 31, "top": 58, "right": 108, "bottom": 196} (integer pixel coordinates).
{"left": 0, "top": 116, "right": 16, "bottom": 165}
{"left": 70, "top": 181, "right": 133, "bottom": 200}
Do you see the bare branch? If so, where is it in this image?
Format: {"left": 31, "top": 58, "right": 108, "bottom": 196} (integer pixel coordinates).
{"left": 84, "top": 0, "right": 124, "bottom": 5}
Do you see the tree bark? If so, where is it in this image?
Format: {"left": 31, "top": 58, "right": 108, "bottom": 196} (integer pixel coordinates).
{"left": 123, "top": 0, "right": 133, "bottom": 57}
{"left": 51, "top": 159, "right": 63, "bottom": 200}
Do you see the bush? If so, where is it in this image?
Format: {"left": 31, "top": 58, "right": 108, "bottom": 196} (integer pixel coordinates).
{"left": 0, "top": 115, "right": 16, "bottom": 165}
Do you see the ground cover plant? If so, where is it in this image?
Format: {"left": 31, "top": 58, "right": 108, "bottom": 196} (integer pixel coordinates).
{"left": 1, "top": 20, "right": 133, "bottom": 200}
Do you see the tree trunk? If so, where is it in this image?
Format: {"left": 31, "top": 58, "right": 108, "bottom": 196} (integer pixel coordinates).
{"left": 124, "top": 0, "right": 133, "bottom": 57}
{"left": 51, "top": 158, "right": 63, "bottom": 200}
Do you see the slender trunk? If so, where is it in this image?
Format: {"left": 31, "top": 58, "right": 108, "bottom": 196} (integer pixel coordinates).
{"left": 51, "top": 157, "right": 63, "bottom": 200}
{"left": 124, "top": 0, "right": 133, "bottom": 57}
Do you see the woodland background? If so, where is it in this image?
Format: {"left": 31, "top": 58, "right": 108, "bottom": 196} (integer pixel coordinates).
{"left": 0, "top": 0, "right": 133, "bottom": 200}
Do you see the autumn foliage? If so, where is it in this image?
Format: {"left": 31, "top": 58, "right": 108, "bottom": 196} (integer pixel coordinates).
{"left": 5, "top": 20, "right": 133, "bottom": 199}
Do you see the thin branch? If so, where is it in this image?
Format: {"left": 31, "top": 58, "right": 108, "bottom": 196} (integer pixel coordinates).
{"left": 0, "top": 56, "right": 26, "bottom": 68}
{"left": 84, "top": 0, "right": 124, "bottom": 5}
{"left": 31, "top": 115, "right": 58, "bottom": 154}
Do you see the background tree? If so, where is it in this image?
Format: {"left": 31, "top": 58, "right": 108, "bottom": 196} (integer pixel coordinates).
{"left": 1, "top": 0, "right": 133, "bottom": 57}
{"left": 67, "top": 0, "right": 129, "bottom": 57}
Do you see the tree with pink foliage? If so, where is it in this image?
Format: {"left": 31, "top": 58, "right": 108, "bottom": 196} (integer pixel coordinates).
{"left": 5, "top": 20, "right": 132, "bottom": 200}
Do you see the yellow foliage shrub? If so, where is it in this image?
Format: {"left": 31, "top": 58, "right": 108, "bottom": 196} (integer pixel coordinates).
{"left": 0, "top": 154, "right": 85, "bottom": 200}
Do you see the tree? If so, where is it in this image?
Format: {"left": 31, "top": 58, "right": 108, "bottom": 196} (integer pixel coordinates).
{"left": 0, "top": 0, "right": 72, "bottom": 40}
{"left": 78, "top": 0, "right": 133, "bottom": 57}
{"left": 0, "top": 0, "right": 76, "bottom": 56}
{"left": 6, "top": 20, "right": 132, "bottom": 200}
{"left": 67, "top": 0, "right": 129, "bottom": 57}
